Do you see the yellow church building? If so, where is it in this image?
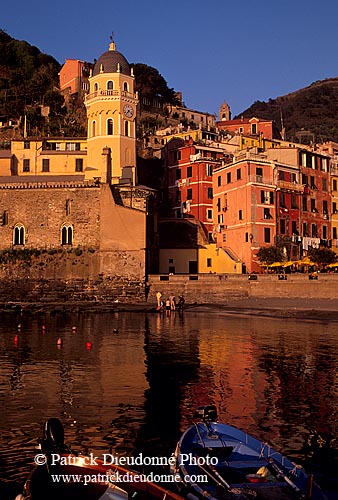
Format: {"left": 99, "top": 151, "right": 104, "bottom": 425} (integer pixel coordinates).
{"left": 1, "top": 40, "right": 138, "bottom": 186}
{"left": 0, "top": 41, "right": 156, "bottom": 286}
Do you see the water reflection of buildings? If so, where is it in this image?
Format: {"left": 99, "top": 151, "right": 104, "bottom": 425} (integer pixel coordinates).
{"left": 0, "top": 312, "right": 337, "bottom": 480}
{"left": 180, "top": 319, "right": 264, "bottom": 431}
{"left": 137, "top": 314, "right": 200, "bottom": 455}
{"left": 179, "top": 316, "right": 338, "bottom": 453}
{"left": 0, "top": 312, "right": 149, "bottom": 456}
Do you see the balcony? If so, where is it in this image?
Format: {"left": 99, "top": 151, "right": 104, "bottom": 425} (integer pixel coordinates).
{"left": 85, "top": 89, "right": 137, "bottom": 102}
{"left": 248, "top": 174, "right": 274, "bottom": 186}
{"left": 175, "top": 178, "right": 190, "bottom": 187}
{"left": 277, "top": 180, "right": 304, "bottom": 192}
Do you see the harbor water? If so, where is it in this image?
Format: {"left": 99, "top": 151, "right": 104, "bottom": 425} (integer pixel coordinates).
{"left": 0, "top": 309, "right": 337, "bottom": 499}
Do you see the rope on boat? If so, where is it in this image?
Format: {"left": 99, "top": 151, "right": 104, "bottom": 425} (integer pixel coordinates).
{"left": 195, "top": 461, "right": 231, "bottom": 491}
{"left": 194, "top": 423, "right": 206, "bottom": 448}
{"left": 267, "top": 458, "right": 305, "bottom": 498}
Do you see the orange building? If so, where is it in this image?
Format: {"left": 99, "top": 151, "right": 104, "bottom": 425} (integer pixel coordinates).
{"left": 59, "top": 59, "right": 92, "bottom": 98}
{"left": 213, "top": 153, "right": 276, "bottom": 273}
{"left": 213, "top": 146, "right": 331, "bottom": 273}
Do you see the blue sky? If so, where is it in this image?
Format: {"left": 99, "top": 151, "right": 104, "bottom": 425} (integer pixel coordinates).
{"left": 2, "top": 0, "right": 338, "bottom": 118}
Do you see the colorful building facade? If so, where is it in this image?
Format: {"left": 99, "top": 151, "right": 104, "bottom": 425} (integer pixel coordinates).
{"left": 213, "top": 145, "right": 331, "bottom": 273}
{"left": 213, "top": 153, "right": 276, "bottom": 273}
{"left": 0, "top": 40, "right": 156, "bottom": 280}
{"left": 8, "top": 138, "right": 87, "bottom": 177}
{"left": 59, "top": 59, "right": 91, "bottom": 97}
{"left": 217, "top": 116, "right": 281, "bottom": 141}
{"left": 164, "top": 137, "right": 227, "bottom": 240}
{"left": 84, "top": 40, "right": 138, "bottom": 184}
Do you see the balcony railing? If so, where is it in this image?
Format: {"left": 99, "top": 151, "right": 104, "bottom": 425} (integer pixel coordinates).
{"left": 248, "top": 174, "right": 274, "bottom": 186}
{"left": 235, "top": 150, "right": 268, "bottom": 161}
{"left": 85, "top": 89, "right": 137, "bottom": 101}
{"left": 277, "top": 180, "right": 304, "bottom": 192}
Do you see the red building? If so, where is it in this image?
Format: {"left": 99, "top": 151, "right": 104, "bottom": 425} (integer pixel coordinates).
{"left": 163, "top": 137, "right": 228, "bottom": 241}
{"left": 217, "top": 116, "right": 281, "bottom": 141}
{"left": 269, "top": 147, "right": 331, "bottom": 246}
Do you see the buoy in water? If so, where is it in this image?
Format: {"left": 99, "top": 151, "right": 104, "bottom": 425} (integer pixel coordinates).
{"left": 42, "top": 325, "right": 46, "bottom": 333}
{"left": 113, "top": 328, "right": 118, "bottom": 334}
{"left": 17, "top": 324, "right": 21, "bottom": 331}
{"left": 72, "top": 326, "right": 77, "bottom": 332}
{"left": 57, "top": 338, "right": 63, "bottom": 347}
{"left": 13, "top": 335, "right": 19, "bottom": 345}
{"left": 85, "top": 341, "right": 92, "bottom": 350}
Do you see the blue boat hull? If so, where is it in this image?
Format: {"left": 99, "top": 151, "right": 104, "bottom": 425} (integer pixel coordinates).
{"left": 172, "top": 421, "right": 327, "bottom": 500}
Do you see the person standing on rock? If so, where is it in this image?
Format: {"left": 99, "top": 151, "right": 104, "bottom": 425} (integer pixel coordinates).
{"left": 178, "top": 295, "right": 185, "bottom": 311}
{"left": 169, "top": 293, "right": 176, "bottom": 311}
{"left": 144, "top": 282, "right": 151, "bottom": 301}
{"left": 156, "top": 291, "right": 162, "bottom": 310}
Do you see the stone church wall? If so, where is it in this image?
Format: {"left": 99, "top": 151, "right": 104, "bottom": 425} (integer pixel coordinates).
{"left": 0, "top": 182, "right": 147, "bottom": 286}
{"left": 0, "top": 182, "right": 101, "bottom": 249}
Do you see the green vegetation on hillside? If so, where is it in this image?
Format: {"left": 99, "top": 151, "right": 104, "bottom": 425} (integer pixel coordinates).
{"left": 132, "top": 63, "right": 179, "bottom": 105}
{"left": 6, "top": 30, "right": 338, "bottom": 146}
{"left": 0, "top": 29, "right": 65, "bottom": 137}
{"left": 0, "top": 32, "right": 181, "bottom": 141}
{"left": 237, "top": 78, "right": 338, "bottom": 143}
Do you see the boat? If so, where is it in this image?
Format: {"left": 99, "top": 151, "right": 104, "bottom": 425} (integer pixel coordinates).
{"left": 16, "top": 417, "right": 185, "bottom": 500}
{"left": 171, "top": 406, "right": 327, "bottom": 500}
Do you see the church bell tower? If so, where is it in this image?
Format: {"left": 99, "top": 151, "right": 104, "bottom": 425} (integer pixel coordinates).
{"left": 85, "top": 39, "right": 138, "bottom": 184}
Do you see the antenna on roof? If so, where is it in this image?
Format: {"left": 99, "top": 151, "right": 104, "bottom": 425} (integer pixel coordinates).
{"left": 280, "top": 106, "right": 286, "bottom": 140}
{"left": 109, "top": 32, "right": 116, "bottom": 51}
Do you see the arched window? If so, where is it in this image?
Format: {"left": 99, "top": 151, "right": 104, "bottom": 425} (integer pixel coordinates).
{"left": 61, "top": 224, "right": 73, "bottom": 245}
{"left": 13, "top": 224, "right": 25, "bottom": 246}
{"left": 124, "top": 120, "right": 129, "bottom": 137}
{"left": 107, "top": 118, "right": 114, "bottom": 135}
{"left": 94, "top": 82, "right": 98, "bottom": 92}
{"left": 123, "top": 82, "right": 129, "bottom": 92}
{"left": 107, "top": 80, "right": 114, "bottom": 90}
{"left": 92, "top": 120, "right": 96, "bottom": 137}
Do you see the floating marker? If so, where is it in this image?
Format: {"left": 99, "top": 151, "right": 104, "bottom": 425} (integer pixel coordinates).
{"left": 42, "top": 325, "right": 46, "bottom": 333}
{"left": 113, "top": 328, "right": 118, "bottom": 334}
{"left": 13, "top": 335, "right": 19, "bottom": 345}
{"left": 72, "top": 326, "right": 77, "bottom": 332}
{"left": 85, "top": 341, "right": 92, "bottom": 350}
{"left": 57, "top": 338, "right": 63, "bottom": 347}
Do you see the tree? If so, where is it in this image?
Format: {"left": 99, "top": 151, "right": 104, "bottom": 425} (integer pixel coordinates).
{"left": 308, "top": 248, "right": 338, "bottom": 270}
{"left": 256, "top": 245, "right": 284, "bottom": 265}
{"left": 132, "top": 63, "right": 180, "bottom": 105}
{"left": 0, "top": 30, "right": 61, "bottom": 136}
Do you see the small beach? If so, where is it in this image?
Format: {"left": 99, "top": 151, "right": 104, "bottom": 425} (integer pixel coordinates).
{"left": 2, "top": 296, "right": 338, "bottom": 321}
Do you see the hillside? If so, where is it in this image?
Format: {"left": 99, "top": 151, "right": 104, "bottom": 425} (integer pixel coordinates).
{"left": 4, "top": 31, "right": 338, "bottom": 145}
{"left": 237, "top": 77, "right": 338, "bottom": 143}
{"left": 0, "top": 29, "right": 68, "bottom": 139}
{"left": 0, "top": 31, "right": 180, "bottom": 142}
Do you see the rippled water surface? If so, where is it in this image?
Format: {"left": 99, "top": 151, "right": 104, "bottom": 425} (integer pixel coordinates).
{"left": 0, "top": 309, "right": 337, "bottom": 498}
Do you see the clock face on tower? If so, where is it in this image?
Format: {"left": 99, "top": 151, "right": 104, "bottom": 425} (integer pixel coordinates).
{"left": 123, "top": 104, "right": 134, "bottom": 118}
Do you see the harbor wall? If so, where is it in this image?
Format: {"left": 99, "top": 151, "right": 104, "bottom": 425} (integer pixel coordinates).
{"left": 0, "top": 267, "right": 338, "bottom": 305}
{"left": 148, "top": 273, "right": 338, "bottom": 304}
